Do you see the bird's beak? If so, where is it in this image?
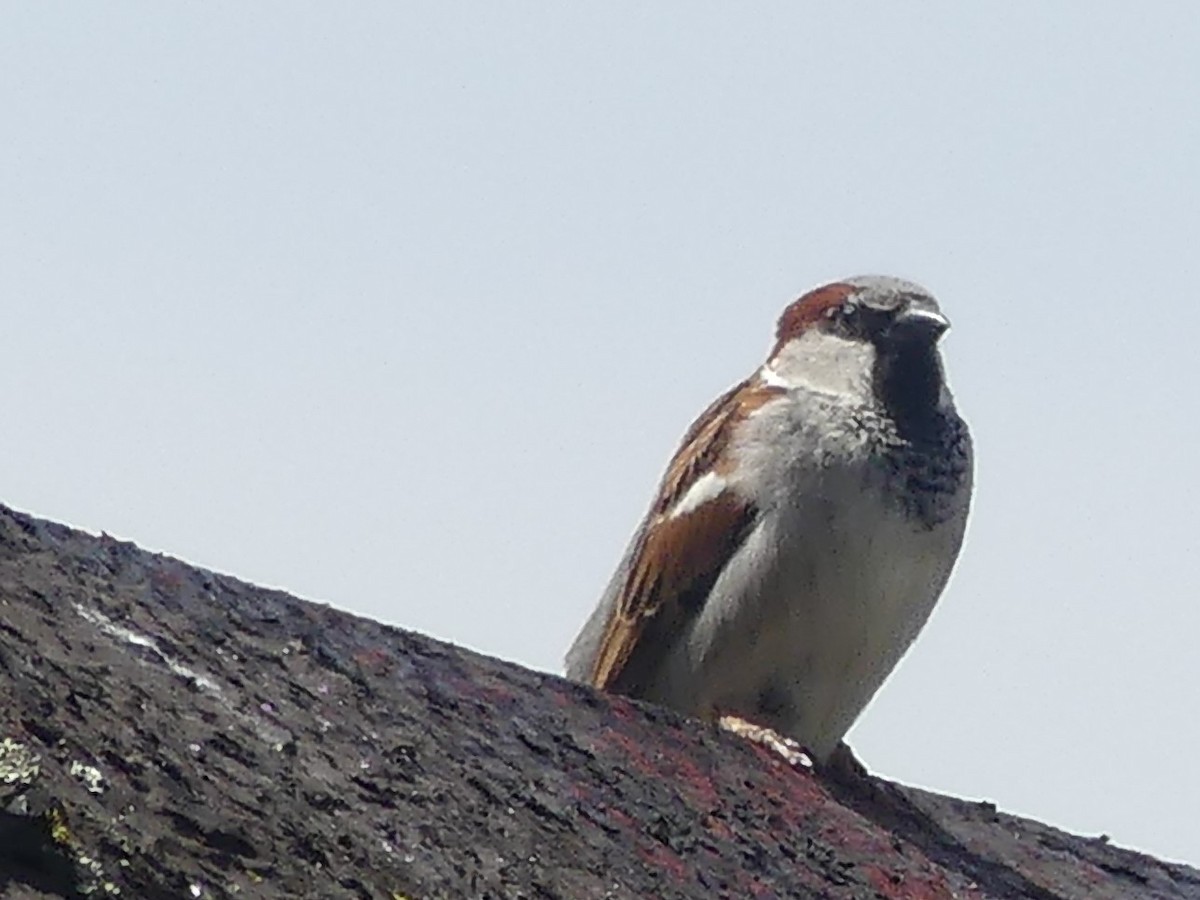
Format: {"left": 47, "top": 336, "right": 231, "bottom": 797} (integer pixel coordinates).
{"left": 893, "top": 304, "right": 950, "bottom": 341}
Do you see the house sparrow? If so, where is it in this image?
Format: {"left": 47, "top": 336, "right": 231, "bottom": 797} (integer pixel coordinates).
{"left": 565, "top": 276, "right": 972, "bottom": 763}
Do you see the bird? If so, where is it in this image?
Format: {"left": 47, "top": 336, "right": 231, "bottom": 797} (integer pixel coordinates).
{"left": 565, "top": 275, "right": 973, "bottom": 764}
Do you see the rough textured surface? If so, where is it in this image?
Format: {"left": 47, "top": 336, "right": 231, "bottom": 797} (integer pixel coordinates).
{"left": 0, "top": 501, "right": 1196, "bottom": 899}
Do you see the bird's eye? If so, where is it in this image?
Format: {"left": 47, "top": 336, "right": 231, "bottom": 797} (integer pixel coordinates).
{"left": 840, "top": 302, "right": 858, "bottom": 318}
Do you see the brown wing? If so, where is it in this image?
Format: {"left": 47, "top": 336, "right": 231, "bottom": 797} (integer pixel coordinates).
{"left": 588, "top": 380, "right": 782, "bottom": 695}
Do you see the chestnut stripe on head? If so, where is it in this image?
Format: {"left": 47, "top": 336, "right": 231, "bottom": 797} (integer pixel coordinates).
{"left": 772, "top": 282, "right": 858, "bottom": 354}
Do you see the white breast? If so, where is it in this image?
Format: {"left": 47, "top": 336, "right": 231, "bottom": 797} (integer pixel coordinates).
{"left": 644, "top": 393, "right": 969, "bottom": 761}
{"left": 772, "top": 485, "right": 964, "bottom": 757}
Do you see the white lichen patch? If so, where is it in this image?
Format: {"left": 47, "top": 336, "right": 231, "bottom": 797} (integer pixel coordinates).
{"left": 77, "top": 853, "right": 121, "bottom": 895}
{"left": 3, "top": 720, "right": 119, "bottom": 895}
{"left": 69, "top": 760, "right": 108, "bottom": 795}
{"left": 0, "top": 737, "right": 41, "bottom": 795}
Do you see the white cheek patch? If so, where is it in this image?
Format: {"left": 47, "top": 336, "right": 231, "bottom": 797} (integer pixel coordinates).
{"left": 768, "top": 331, "right": 875, "bottom": 401}
{"left": 759, "top": 365, "right": 789, "bottom": 388}
{"left": 666, "top": 470, "right": 729, "bottom": 520}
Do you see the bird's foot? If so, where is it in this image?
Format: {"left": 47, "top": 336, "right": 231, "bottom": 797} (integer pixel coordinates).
{"left": 718, "top": 715, "right": 814, "bottom": 768}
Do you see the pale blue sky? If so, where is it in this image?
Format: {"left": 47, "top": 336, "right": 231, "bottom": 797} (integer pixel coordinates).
{"left": 3, "top": 3, "right": 1198, "bottom": 866}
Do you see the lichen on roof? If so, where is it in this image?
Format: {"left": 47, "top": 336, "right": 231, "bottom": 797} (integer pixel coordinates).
{"left": 0, "top": 736, "right": 41, "bottom": 796}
